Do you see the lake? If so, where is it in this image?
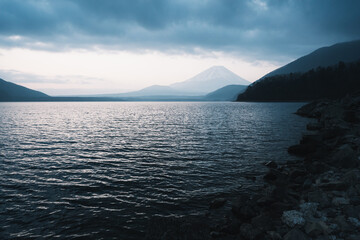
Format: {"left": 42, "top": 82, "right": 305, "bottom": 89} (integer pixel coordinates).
{"left": 0, "top": 102, "right": 310, "bottom": 239}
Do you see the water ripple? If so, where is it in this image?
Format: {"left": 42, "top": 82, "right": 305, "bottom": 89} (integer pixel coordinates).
{"left": 0, "top": 102, "right": 310, "bottom": 239}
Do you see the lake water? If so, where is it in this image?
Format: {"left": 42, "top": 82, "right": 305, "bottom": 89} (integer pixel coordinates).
{"left": 0, "top": 102, "right": 310, "bottom": 239}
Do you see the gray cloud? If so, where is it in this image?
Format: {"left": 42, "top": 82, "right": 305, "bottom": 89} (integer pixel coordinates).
{"left": 0, "top": 69, "right": 104, "bottom": 85}
{"left": 0, "top": 0, "right": 360, "bottom": 60}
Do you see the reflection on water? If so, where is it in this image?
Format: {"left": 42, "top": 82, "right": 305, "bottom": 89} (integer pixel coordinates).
{"left": 0, "top": 102, "right": 309, "bottom": 239}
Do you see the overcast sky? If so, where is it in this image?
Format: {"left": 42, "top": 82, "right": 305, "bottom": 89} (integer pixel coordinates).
{"left": 1, "top": 0, "right": 360, "bottom": 95}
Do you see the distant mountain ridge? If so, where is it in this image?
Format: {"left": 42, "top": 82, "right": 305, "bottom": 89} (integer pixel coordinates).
{"left": 94, "top": 66, "right": 249, "bottom": 98}
{"left": 264, "top": 39, "right": 360, "bottom": 78}
{"left": 0, "top": 78, "right": 50, "bottom": 101}
{"left": 102, "top": 85, "right": 198, "bottom": 97}
{"left": 205, "top": 85, "right": 247, "bottom": 101}
{"left": 0, "top": 77, "right": 247, "bottom": 102}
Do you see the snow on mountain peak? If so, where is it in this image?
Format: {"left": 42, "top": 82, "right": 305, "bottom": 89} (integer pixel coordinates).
{"left": 170, "top": 66, "right": 250, "bottom": 93}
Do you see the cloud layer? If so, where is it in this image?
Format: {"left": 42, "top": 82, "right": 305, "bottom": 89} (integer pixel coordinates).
{"left": 1, "top": 0, "right": 360, "bottom": 59}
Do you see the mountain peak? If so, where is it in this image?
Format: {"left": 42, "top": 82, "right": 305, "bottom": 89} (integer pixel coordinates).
{"left": 170, "top": 66, "right": 250, "bottom": 93}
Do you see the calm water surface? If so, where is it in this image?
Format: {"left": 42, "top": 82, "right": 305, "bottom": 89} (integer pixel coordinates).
{"left": 0, "top": 102, "right": 310, "bottom": 239}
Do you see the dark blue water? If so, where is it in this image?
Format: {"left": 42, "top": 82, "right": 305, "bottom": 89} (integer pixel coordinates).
{"left": 0, "top": 102, "right": 309, "bottom": 239}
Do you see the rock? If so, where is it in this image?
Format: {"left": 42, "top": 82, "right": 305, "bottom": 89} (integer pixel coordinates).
{"left": 348, "top": 234, "right": 360, "bottom": 240}
{"left": 296, "top": 100, "right": 327, "bottom": 118}
{"left": 348, "top": 217, "right": 360, "bottom": 228}
{"left": 305, "top": 161, "right": 329, "bottom": 174}
{"left": 145, "top": 216, "right": 210, "bottom": 240}
{"left": 329, "top": 190, "right": 346, "bottom": 197}
{"left": 344, "top": 205, "right": 360, "bottom": 219}
{"left": 322, "top": 127, "right": 348, "bottom": 140}
{"left": 299, "top": 202, "right": 319, "bottom": 218}
{"left": 307, "top": 122, "right": 323, "bottom": 130}
{"left": 304, "top": 221, "right": 330, "bottom": 237}
{"left": 335, "top": 215, "right": 353, "bottom": 232}
{"left": 340, "top": 134, "right": 358, "bottom": 146}
{"left": 281, "top": 210, "right": 305, "bottom": 227}
{"left": 288, "top": 144, "right": 317, "bottom": 156}
{"left": 283, "top": 228, "right": 309, "bottom": 240}
{"left": 210, "top": 198, "right": 226, "bottom": 209}
{"left": 354, "top": 184, "right": 360, "bottom": 194}
{"left": 320, "top": 104, "right": 344, "bottom": 124}
{"left": 347, "top": 186, "right": 359, "bottom": 197}
{"left": 240, "top": 223, "right": 263, "bottom": 240}
{"left": 316, "top": 236, "right": 337, "bottom": 240}
{"left": 302, "top": 178, "right": 312, "bottom": 189}
{"left": 272, "top": 185, "right": 291, "bottom": 201}
{"left": 256, "top": 196, "right": 275, "bottom": 206}
{"left": 343, "top": 110, "right": 358, "bottom": 123}
{"left": 318, "top": 181, "right": 347, "bottom": 191}
{"left": 251, "top": 214, "right": 272, "bottom": 231}
{"left": 328, "top": 222, "right": 339, "bottom": 232}
{"left": 349, "top": 196, "right": 360, "bottom": 205}
{"left": 307, "top": 190, "right": 331, "bottom": 208}
{"left": 269, "top": 202, "right": 292, "bottom": 217}
{"left": 232, "top": 202, "right": 256, "bottom": 221}
{"left": 300, "top": 134, "right": 322, "bottom": 145}
{"left": 332, "top": 197, "right": 349, "bottom": 206}
{"left": 219, "top": 218, "right": 240, "bottom": 235}
{"left": 343, "top": 169, "right": 360, "bottom": 186}
{"left": 331, "top": 144, "right": 358, "bottom": 168}
{"left": 266, "top": 231, "right": 282, "bottom": 240}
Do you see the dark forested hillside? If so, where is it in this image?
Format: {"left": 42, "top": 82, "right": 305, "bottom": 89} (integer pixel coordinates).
{"left": 263, "top": 40, "right": 360, "bottom": 78}
{"left": 237, "top": 60, "right": 360, "bottom": 102}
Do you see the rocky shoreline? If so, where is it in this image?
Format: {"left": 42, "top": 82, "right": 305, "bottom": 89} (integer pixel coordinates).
{"left": 146, "top": 94, "right": 360, "bottom": 240}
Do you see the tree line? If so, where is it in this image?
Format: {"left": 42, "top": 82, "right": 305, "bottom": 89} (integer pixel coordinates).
{"left": 237, "top": 60, "right": 360, "bottom": 101}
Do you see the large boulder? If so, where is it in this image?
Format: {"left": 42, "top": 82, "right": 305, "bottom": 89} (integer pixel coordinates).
{"left": 319, "top": 104, "right": 347, "bottom": 128}
{"left": 304, "top": 220, "right": 330, "bottom": 237}
{"left": 239, "top": 223, "right": 263, "bottom": 240}
{"left": 306, "top": 122, "right": 323, "bottom": 130}
{"left": 232, "top": 198, "right": 257, "bottom": 221}
{"left": 145, "top": 216, "right": 210, "bottom": 240}
{"left": 283, "top": 229, "right": 310, "bottom": 240}
{"left": 343, "top": 169, "right": 360, "bottom": 186}
{"left": 251, "top": 213, "right": 273, "bottom": 231}
{"left": 288, "top": 144, "right": 317, "bottom": 156}
{"left": 343, "top": 110, "right": 359, "bottom": 123}
{"left": 281, "top": 210, "right": 306, "bottom": 227}
{"left": 331, "top": 144, "right": 358, "bottom": 168}
{"left": 299, "top": 202, "right": 319, "bottom": 219}
{"left": 296, "top": 101, "right": 329, "bottom": 118}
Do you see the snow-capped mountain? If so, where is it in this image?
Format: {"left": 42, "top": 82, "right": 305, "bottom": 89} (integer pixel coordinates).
{"left": 170, "top": 66, "right": 250, "bottom": 93}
